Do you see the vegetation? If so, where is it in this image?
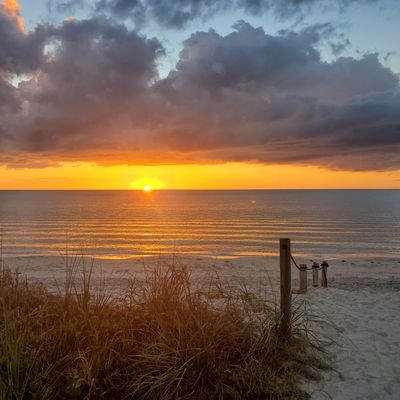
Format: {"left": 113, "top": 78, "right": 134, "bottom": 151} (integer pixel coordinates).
{"left": 0, "top": 259, "right": 329, "bottom": 399}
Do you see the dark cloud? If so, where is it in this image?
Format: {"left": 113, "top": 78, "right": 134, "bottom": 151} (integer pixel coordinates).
{"left": 95, "top": 0, "right": 380, "bottom": 28}
{"left": 150, "top": 23, "right": 400, "bottom": 170}
{"left": 1, "top": 5, "right": 399, "bottom": 171}
{"left": 0, "top": 3, "right": 45, "bottom": 123}
{"left": 0, "top": 9, "right": 164, "bottom": 162}
{"left": 96, "top": 0, "right": 224, "bottom": 28}
{"left": 0, "top": 76, "right": 19, "bottom": 114}
{"left": 161, "top": 22, "right": 397, "bottom": 102}
{"left": 0, "top": 6, "right": 45, "bottom": 74}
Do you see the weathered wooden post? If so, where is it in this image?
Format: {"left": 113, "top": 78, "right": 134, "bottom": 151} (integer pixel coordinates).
{"left": 312, "top": 262, "right": 320, "bottom": 287}
{"left": 299, "top": 264, "right": 308, "bottom": 294}
{"left": 280, "top": 238, "right": 291, "bottom": 335}
{"left": 320, "top": 261, "right": 328, "bottom": 288}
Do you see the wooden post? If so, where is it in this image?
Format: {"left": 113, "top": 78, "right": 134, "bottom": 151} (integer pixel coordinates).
{"left": 312, "top": 262, "right": 319, "bottom": 287}
{"left": 299, "top": 264, "right": 307, "bottom": 294}
{"left": 280, "top": 238, "right": 291, "bottom": 336}
{"left": 320, "top": 261, "right": 328, "bottom": 288}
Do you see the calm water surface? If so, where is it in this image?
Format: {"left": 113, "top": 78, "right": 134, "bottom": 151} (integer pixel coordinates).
{"left": 0, "top": 190, "right": 399, "bottom": 259}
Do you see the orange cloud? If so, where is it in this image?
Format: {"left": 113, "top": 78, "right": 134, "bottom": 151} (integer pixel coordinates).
{"left": 3, "top": 0, "right": 24, "bottom": 30}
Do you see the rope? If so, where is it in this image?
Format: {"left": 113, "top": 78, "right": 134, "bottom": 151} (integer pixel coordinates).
{"left": 290, "top": 254, "right": 322, "bottom": 271}
{"left": 290, "top": 254, "right": 301, "bottom": 270}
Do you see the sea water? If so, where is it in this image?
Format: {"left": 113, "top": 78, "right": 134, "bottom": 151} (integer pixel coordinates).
{"left": 0, "top": 190, "right": 399, "bottom": 259}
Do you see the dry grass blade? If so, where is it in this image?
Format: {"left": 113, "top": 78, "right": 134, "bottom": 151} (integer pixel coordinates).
{"left": 0, "top": 262, "right": 331, "bottom": 399}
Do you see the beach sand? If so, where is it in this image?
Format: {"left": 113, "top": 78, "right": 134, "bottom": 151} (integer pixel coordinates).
{"left": 4, "top": 254, "right": 400, "bottom": 400}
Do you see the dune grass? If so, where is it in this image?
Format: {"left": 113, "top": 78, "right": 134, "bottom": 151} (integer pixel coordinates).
{"left": 0, "top": 259, "right": 329, "bottom": 399}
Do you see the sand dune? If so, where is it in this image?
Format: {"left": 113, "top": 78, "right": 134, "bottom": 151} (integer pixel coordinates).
{"left": 4, "top": 255, "right": 400, "bottom": 399}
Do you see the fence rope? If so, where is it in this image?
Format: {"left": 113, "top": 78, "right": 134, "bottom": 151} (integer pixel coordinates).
{"left": 290, "top": 254, "right": 301, "bottom": 270}
{"left": 290, "top": 254, "right": 322, "bottom": 271}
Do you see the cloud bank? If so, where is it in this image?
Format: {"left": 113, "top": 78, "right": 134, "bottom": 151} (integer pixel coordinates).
{"left": 0, "top": 1, "right": 399, "bottom": 171}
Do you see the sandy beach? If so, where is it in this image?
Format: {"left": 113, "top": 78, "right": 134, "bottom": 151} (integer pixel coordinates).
{"left": 4, "top": 254, "right": 400, "bottom": 400}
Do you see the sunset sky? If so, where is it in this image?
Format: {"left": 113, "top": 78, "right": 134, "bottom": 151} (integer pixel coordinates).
{"left": 1, "top": 0, "right": 400, "bottom": 189}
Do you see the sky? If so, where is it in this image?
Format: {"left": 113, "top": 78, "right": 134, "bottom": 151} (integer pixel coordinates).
{"left": 0, "top": 0, "right": 400, "bottom": 189}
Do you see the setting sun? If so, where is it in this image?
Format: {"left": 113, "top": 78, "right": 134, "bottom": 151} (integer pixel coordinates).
{"left": 130, "top": 177, "right": 164, "bottom": 190}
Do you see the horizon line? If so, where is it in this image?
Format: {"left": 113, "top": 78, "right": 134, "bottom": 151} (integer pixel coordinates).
{"left": 1, "top": 188, "right": 399, "bottom": 191}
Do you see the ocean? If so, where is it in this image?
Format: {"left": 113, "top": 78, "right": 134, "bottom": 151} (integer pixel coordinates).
{"left": 0, "top": 190, "right": 399, "bottom": 260}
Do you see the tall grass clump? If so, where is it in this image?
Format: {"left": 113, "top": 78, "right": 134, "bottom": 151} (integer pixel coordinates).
{"left": 0, "top": 261, "right": 329, "bottom": 399}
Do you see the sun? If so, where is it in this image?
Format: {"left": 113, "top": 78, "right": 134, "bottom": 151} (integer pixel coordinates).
{"left": 130, "top": 177, "right": 164, "bottom": 191}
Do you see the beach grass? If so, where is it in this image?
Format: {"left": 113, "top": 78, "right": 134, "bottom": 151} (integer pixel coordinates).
{"left": 0, "top": 259, "right": 329, "bottom": 400}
